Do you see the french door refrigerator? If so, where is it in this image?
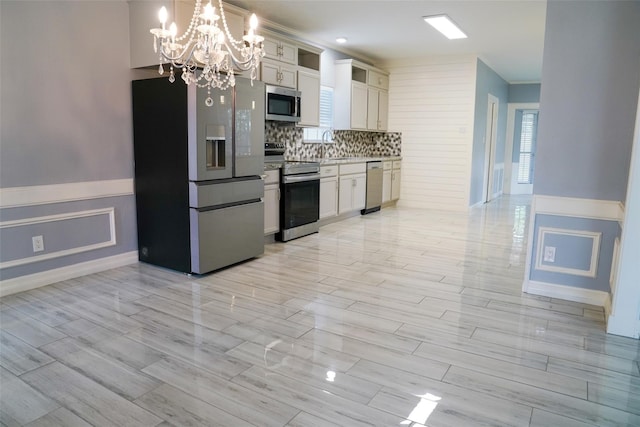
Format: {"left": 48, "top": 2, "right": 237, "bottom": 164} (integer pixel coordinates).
{"left": 132, "top": 77, "right": 265, "bottom": 274}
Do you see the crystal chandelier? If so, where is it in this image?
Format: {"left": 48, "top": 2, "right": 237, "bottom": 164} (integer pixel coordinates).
{"left": 150, "top": 0, "right": 265, "bottom": 105}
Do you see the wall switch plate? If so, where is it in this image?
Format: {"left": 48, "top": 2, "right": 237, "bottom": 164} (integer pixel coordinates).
{"left": 32, "top": 235, "right": 44, "bottom": 253}
{"left": 543, "top": 246, "right": 556, "bottom": 263}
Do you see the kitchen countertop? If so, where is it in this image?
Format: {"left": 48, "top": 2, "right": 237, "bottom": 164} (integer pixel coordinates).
{"left": 264, "top": 156, "right": 401, "bottom": 170}
{"left": 291, "top": 156, "right": 402, "bottom": 165}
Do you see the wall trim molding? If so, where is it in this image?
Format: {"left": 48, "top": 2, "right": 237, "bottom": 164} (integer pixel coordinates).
{"left": 534, "top": 194, "right": 625, "bottom": 222}
{"left": 0, "top": 251, "right": 138, "bottom": 297}
{"left": 0, "top": 179, "right": 134, "bottom": 209}
{"left": 534, "top": 226, "right": 602, "bottom": 278}
{"left": 0, "top": 208, "right": 116, "bottom": 269}
{"left": 524, "top": 279, "right": 610, "bottom": 307}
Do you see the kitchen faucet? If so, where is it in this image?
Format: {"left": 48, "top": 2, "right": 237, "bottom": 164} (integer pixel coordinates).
{"left": 320, "top": 129, "right": 333, "bottom": 158}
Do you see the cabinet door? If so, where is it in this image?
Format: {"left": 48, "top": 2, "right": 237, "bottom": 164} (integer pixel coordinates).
{"left": 280, "top": 41, "right": 298, "bottom": 64}
{"left": 263, "top": 38, "right": 297, "bottom": 64}
{"left": 378, "top": 90, "right": 389, "bottom": 131}
{"left": 261, "top": 60, "right": 281, "bottom": 86}
{"left": 382, "top": 169, "right": 392, "bottom": 203}
{"left": 391, "top": 169, "right": 401, "bottom": 201}
{"left": 367, "top": 87, "right": 379, "bottom": 131}
{"left": 351, "top": 82, "right": 368, "bottom": 130}
{"left": 264, "top": 184, "right": 280, "bottom": 234}
{"left": 338, "top": 176, "right": 354, "bottom": 214}
{"left": 320, "top": 177, "right": 338, "bottom": 219}
{"left": 298, "top": 70, "right": 320, "bottom": 127}
{"left": 263, "top": 38, "right": 281, "bottom": 61}
{"left": 279, "top": 66, "right": 297, "bottom": 89}
{"left": 352, "top": 173, "right": 367, "bottom": 210}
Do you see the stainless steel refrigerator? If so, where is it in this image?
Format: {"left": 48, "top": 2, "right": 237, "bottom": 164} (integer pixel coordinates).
{"left": 132, "top": 77, "right": 265, "bottom": 274}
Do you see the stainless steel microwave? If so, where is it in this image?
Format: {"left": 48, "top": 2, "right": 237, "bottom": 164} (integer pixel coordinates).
{"left": 265, "top": 85, "right": 301, "bottom": 122}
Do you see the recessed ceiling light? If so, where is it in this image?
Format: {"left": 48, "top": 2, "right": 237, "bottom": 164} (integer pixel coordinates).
{"left": 423, "top": 14, "right": 467, "bottom": 40}
{"left": 336, "top": 37, "right": 347, "bottom": 44}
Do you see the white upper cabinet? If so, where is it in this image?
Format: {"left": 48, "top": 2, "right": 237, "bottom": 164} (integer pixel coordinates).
{"left": 129, "top": 1, "right": 244, "bottom": 69}
{"left": 368, "top": 69, "right": 389, "bottom": 90}
{"left": 261, "top": 59, "right": 297, "bottom": 88}
{"left": 298, "top": 69, "right": 320, "bottom": 127}
{"left": 367, "top": 87, "right": 388, "bottom": 131}
{"left": 334, "top": 59, "right": 389, "bottom": 132}
{"left": 351, "top": 82, "right": 369, "bottom": 130}
{"left": 263, "top": 36, "right": 298, "bottom": 65}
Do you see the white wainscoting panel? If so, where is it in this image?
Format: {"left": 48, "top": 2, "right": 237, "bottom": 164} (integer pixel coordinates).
{"left": 523, "top": 194, "right": 624, "bottom": 308}
{"left": 0, "top": 179, "right": 134, "bottom": 208}
{"left": 534, "top": 226, "right": 602, "bottom": 278}
{"left": 0, "top": 208, "right": 117, "bottom": 269}
{"left": 384, "top": 56, "right": 477, "bottom": 211}
{"left": 0, "top": 251, "right": 138, "bottom": 297}
{"left": 534, "top": 195, "right": 625, "bottom": 223}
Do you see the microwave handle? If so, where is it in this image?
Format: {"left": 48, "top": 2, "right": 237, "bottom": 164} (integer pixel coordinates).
{"left": 295, "top": 96, "right": 300, "bottom": 118}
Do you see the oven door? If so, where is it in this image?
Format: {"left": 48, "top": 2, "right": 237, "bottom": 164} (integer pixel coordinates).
{"left": 281, "top": 175, "right": 320, "bottom": 230}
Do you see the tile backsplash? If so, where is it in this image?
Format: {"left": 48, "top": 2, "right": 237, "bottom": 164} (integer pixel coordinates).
{"left": 265, "top": 122, "right": 402, "bottom": 160}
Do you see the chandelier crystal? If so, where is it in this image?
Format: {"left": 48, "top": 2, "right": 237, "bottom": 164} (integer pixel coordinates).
{"left": 150, "top": 0, "right": 265, "bottom": 105}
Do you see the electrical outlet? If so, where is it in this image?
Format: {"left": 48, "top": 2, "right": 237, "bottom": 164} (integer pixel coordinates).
{"left": 32, "top": 235, "right": 44, "bottom": 253}
{"left": 543, "top": 246, "right": 556, "bottom": 263}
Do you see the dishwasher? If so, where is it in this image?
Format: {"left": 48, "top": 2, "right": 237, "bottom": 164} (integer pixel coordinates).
{"left": 362, "top": 161, "right": 383, "bottom": 215}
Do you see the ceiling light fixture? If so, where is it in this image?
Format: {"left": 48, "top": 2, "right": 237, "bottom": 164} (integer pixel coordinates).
{"left": 336, "top": 37, "right": 347, "bottom": 44}
{"left": 423, "top": 14, "right": 467, "bottom": 40}
{"left": 150, "top": 0, "right": 265, "bottom": 106}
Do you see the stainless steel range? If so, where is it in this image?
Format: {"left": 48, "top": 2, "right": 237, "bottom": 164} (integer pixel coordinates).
{"left": 277, "top": 161, "right": 321, "bottom": 242}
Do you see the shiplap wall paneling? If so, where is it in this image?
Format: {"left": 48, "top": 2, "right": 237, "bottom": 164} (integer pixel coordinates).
{"left": 385, "top": 56, "right": 477, "bottom": 211}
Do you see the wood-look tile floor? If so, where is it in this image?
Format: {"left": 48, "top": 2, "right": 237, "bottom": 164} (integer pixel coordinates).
{"left": 2, "top": 196, "right": 640, "bottom": 426}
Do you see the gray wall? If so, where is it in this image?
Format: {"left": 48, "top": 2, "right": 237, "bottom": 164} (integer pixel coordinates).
{"left": 534, "top": 0, "right": 640, "bottom": 201}
{"left": 1, "top": 1, "right": 135, "bottom": 187}
{"left": 508, "top": 84, "right": 541, "bottom": 103}
{"left": 0, "top": 1, "right": 143, "bottom": 281}
{"left": 469, "top": 59, "right": 509, "bottom": 205}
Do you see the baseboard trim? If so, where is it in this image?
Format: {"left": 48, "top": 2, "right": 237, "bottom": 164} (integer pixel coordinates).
{"left": 0, "top": 251, "right": 138, "bottom": 297}
{"left": 523, "top": 279, "right": 610, "bottom": 307}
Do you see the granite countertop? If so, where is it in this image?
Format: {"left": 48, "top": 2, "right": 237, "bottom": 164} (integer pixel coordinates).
{"left": 264, "top": 156, "right": 401, "bottom": 170}
{"left": 264, "top": 162, "right": 283, "bottom": 170}
{"left": 308, "top": 156, "right": 402, "bottom": 165}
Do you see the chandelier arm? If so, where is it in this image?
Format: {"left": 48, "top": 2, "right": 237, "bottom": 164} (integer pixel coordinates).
{"left": 156, "top": 37, "right": 201, "bottom": 66}
{"left": 175, "top": 0, "right": 203, "bottom": 43}
{"left": 217, "top": 0, "right": 244, "bottom": 48}
{"left": 221, "top": 44, "right": 262, "bottom": 70}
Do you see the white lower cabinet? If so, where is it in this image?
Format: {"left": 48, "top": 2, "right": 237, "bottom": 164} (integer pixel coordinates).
{"left": 391, "top": 160, "right": 401, "bottom": 201}
{"left": 320, "top": 166, "right": 338, "bottom": 219}
{"left": 320, "top": 177, "right": 338, "bottom": 219}
{"left": 263, "top": 170, "right": 280, "bottom": 235}
{"left": 338, "top": 163, "right": 367, "bottom": 214}
{"left": 382, "top": 165, "right": 392, "bottom": 203}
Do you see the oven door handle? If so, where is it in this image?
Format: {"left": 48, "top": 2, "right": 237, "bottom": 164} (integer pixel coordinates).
{"left": 282, "top": 173, "right": 321, "bottom": 184}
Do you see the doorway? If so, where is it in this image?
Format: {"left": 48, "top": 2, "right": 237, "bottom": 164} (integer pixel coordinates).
{"left": 482, "top": 94, "right": 500, "bottom": 203}
{"left": 504, "top": 103, "right": 540, "bottom": 195}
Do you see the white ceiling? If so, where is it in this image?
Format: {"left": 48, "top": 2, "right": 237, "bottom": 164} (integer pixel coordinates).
{"left": 226, "top": 0, "right": 547, "bottom": 83}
